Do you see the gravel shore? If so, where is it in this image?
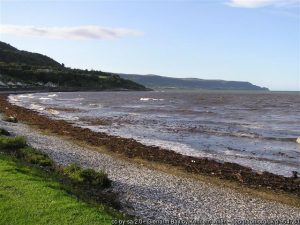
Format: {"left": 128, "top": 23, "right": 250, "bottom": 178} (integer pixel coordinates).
{"left": 1, "top": 117, "right": 300, "bottom": 221}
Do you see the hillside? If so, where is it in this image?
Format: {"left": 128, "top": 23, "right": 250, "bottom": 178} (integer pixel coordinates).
{"left": 0, "top": 41, "right": 147, "bottom": 91}
{"left": 0, "top": 42, "right": 63, "bottom": 68}
{"left": 118, "top": 74, "right": 269, "bottom": 91}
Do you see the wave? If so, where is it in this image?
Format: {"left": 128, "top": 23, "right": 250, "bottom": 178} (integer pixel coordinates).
{"left": 140, "top": 97, "right": 164, "bottom": 101}
{"left": 39, "top": 97, "right": 52, "bottom": 100}
{"left": 208, "top": 131, "right": 297, "bottom": 143}
{"left": 56, "top": 98, "right": 85, "bottom": 102}
{"left": 46, "top": 109, "right": 60, "bottom": 115}
{"left": 48, "top": 94, "right": 58, "bottom": 97}
{"left": 8, "top": 95, "right": 20, "bottom": 102}
{"left": 29, "top": 104, "right": 45, "bottom": 111}
{"left": 17, "top": 94, "right": 34, "bottom": 98}
{"left": 163, "top": 125, "right": 298, "bottom": 143}
{"left": 88, "top": 103, "right": 102, "bottom": 108}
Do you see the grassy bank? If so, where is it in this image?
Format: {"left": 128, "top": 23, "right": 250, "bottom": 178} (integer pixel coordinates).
{"left": 0, "top": 129, "right": 127, "bottom": 225}
{"left": 0, "top": 155, "right": 115, "bottom": 225}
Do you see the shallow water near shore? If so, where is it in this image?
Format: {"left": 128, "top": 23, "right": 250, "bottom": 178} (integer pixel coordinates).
{"left": 8, "top": 91, "right": 300, "bottom": 177}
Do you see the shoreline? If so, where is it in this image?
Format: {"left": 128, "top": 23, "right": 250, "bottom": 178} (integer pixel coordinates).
{"left": 0, "top": 95, "right": 299, "bottom": 197}
{"left": 1, "top": 112, "right": 300, "bottom": 220}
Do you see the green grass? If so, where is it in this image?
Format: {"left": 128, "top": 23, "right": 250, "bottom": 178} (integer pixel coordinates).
{"left": 0, "top": 154, "right": 117, "bottom": 225}
{"left": 0, "top": 136, "right": 53, "bottom": 167}
{"left": 0, "top": 136, "right": 27, "bottom": 150}
{"left": 19, "top": 146, "right": 53, "bottom": 167}
{"left": 0, "top": 129, "right": 127, "bottom": 224}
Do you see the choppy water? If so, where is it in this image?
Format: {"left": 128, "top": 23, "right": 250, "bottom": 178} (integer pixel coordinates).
{"left": 9, "top": 91, "right": 300, "bottom": 177}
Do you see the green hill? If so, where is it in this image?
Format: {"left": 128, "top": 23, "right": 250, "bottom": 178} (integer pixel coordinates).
{"left": 0, "top": 41, "right": 147, "bottom": 91}
{"left": 0, "top": 42, "right": 62, "bottom": 68}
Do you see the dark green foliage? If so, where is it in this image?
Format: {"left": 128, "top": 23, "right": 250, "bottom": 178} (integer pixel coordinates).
{"left": 63, "top": 163, "right": 82, "bottom": 181}
{"left": 0, "top": 42, "right": 18, "bottom": 51}
{"left": 81, "top": 168, "right": 111, "bottom": 188}
{"left": 0, "top": 63, "right": 146, "bottom": 90}
{"left": 19, "top": 147, "right": 53, "bottom": 167}
{"left": 0, "top": 41, "right": 147, "bottom": 91}
{"left": 0, "top": 136, "right": 27, "bottom": 150}
{"left": 0, "top": 128, "right": 10, "bottom": 136}
{"left": 64, "top": 163, "right": 111, "bottom": 188}
{"left": 0, "top": 135, "right": 51, "bottom": 167}
{"left": 0, "top": 41, "right": 62, "bottom": 67}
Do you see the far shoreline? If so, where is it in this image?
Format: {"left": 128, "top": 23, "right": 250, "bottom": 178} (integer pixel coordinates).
{"left": 2, "top": 87, "right": 300, "bottom": 96}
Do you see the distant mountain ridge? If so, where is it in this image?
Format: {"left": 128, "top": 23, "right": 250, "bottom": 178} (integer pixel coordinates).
{"left": 118, "top": 74, "right": 269, "bottom": 91}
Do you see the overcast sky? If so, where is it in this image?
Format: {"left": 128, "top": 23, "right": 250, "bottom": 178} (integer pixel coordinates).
{"left": 0, "top": 0, "right": 299, "bottom": 91}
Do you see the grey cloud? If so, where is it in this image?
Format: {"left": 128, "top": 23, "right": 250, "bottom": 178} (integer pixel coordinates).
{"left": 0, "top": 25, "right": 143, "bottom": 40}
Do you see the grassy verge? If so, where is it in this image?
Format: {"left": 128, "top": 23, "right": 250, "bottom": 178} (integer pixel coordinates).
{"left": 0, "top": 129, "right": 128, "bottom": 225}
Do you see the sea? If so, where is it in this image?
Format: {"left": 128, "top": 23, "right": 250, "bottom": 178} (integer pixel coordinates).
{"left": 8, "top": 91, "right": 300, "bottom": 177}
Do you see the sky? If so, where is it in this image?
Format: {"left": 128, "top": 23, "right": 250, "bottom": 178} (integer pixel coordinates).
{"left": 0, "top": 0, "right": 299, "bottom": 91}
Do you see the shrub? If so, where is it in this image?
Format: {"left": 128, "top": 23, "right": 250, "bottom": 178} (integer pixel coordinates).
{"left": 0, "top": 136, "right": 27, "bottom": 150}
{"left": 63, "top": 163, "right": 82, "bottom": 182}
{"left": 0, "top": 136, "right": 53, "bottom": 167}
{"left": 0, "top": 128, "right": 10, "bottom": 136}
{"left": 80, "top": 168, "right": 111, "bottom": 188}
{"left": 63, "top": 163, "right": 111, "bottom": 188}
{"left": 19, "top": 147, "right": 53, "bottom": 167}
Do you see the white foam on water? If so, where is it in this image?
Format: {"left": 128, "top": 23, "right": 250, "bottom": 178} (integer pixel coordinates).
{"left": 18, "top": 94, "right": 33, "bottom": 98}
{"left": 88, "top": 103, "right": 102, "bottom": 108}
{"left": 56, "top": 98, "right": 85, "bottom": 102}
{"left": 59, "top": 115, "right": 79, "bottom": 121}
{"left": 8, "top": 95, "right": 20, "bottom": 103}
{"left": 46, "top": 109, "right": 60, "bottom": 115}
{"left": 140, "top": 98, "right": 164, "bottom": 101}
{"left": 39, "top": 97, "right": 52, "bottom": 100}
{"left": 29, "top": 104, "right": 45, "bottom": 111}
{"left": 48, "top": 94, "right": 58, "bottom": 97}
{"left": 138, "top": 138, "right": 216, "bottom": 159}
